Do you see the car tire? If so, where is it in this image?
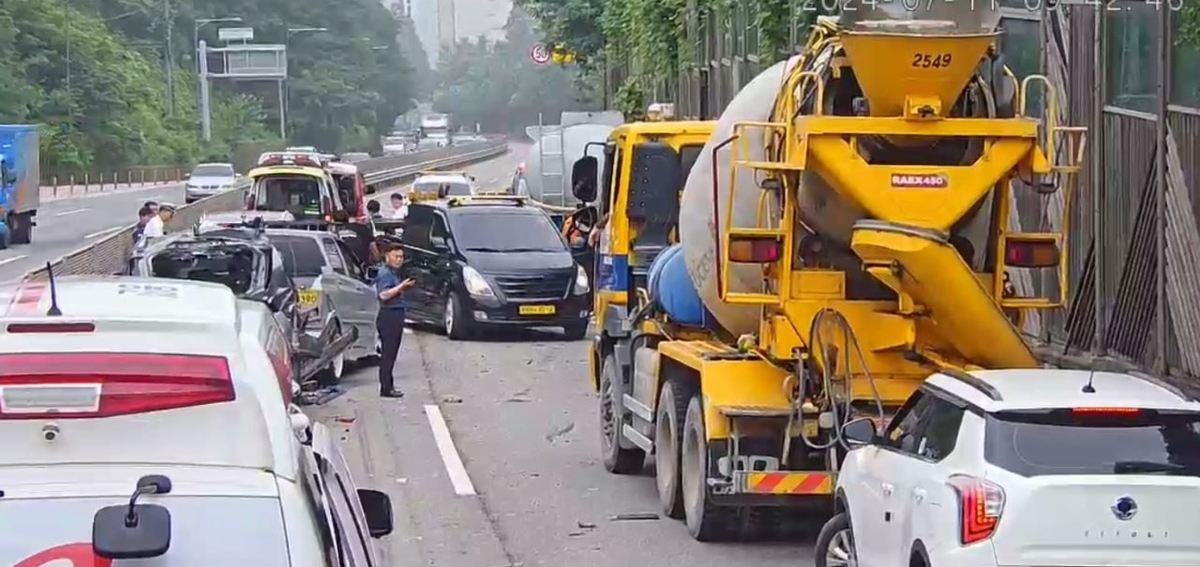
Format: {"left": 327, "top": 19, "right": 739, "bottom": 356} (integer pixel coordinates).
{"left": 562, "top": 321, "right": 589, "bottom": 340}
{"left": 681, "top": 393, "right": 738, "bottom": 541}
{"left": 317, "top": 323, "right": 346, "bottom": 386}
{"left": 814, "top": 512, "right": 857, "bottom": 567}
{"left": 444, "top": 293, "right": 471, "bottom": 340}
{"left": 599, "top": 354, "right": 644, "bottom": 474}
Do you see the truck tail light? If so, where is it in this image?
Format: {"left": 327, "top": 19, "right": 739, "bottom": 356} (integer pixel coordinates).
{"left": 728, "top": 235, "right": 781, "bottom": 263}
{"left": 0, "top": 352, "right": 234, "bottom": 419}
{"left": 947, "top": 475, "right": 1005, "bottom": 545}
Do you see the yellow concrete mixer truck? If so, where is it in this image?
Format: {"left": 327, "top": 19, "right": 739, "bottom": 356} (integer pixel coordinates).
{"left": 572, "top": 8, "right": 1087, "bottom": 542}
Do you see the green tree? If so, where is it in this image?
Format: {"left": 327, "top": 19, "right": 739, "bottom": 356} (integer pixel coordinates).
{"left": 0, "top": 0, "right": 421, "bottom": 177}
{"left": 431, "top": 8, "right": 600, "bottom": 133}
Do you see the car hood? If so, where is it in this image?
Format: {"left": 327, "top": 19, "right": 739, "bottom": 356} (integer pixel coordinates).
{"left": 462, "top": 249, "right": 575, "bottom": 273}
{"left": 188, "top": 176, "right": 236, "bottom": 186}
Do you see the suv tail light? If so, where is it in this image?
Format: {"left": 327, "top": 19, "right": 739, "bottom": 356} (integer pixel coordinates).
{"left": 947, "top": 475, "right": 1005, "bottom": 545}
{"left": 0, "top": 353, "right": 234, "bottom": 419}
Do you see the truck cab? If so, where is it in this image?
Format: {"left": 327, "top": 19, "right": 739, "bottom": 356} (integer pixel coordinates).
{"left": 568, "top": 120, "right": 712, "bottom": 333}
{"left": 0, "top": 125, "right": 39, "bottom": 248}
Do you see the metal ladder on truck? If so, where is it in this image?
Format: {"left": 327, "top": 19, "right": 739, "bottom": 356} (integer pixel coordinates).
{"left": 535, "top": 113, "right": 567, "bottom": 208}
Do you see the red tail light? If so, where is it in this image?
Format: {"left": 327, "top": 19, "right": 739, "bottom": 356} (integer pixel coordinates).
{"left": 0, "top": 353, "right": 234, "bottom": 419}
{"left": 728, "top": 236, "right": 781, "bottom": 263}
{"left": 1073, "top": 407, "right": 1140, "bottom": 414}
{"left": 6, "top": 322, "right": 96, "bottom": 333}
{"left": 947, "top": 475, "right": 1005, "bottom": 545}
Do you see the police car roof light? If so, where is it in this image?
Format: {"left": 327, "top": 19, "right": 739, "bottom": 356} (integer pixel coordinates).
{"left": 0, "top": 352, "right": 234, "bottom": 419}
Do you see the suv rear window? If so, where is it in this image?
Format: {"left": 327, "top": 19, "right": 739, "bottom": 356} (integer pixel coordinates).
{"left": 267, "top": 236, "right": 326, "bottom": 277}
{"left": 984, "top": 409, "right": 1200, "bottom": 476}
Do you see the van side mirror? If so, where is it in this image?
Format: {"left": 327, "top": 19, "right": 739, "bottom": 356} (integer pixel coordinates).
{"left": 357, "top": 489, "right": 394, "bottom": 538}
{"left": 365, "top": 264, "right": 380, "bottom": 281}
{"left": 429, "top": 235, "right": 449, "bottom": 251}
{"left": 183, "top": 173, "right": 191, "bottom": 180}
{"left": 570, "top": 156, "right": 598, "bottom": 202}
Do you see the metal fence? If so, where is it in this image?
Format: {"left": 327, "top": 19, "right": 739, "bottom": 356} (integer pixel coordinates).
{"left": 22, "top": 139, "right": 510, "bottom": 282}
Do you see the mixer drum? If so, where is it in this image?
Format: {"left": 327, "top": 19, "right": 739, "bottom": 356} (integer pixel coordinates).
{"left": 679, "top": 57, "right": 867, "bottom": 336}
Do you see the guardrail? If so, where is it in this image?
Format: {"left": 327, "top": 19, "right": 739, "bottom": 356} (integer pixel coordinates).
{"left": 22, "top": 139, "right": 510, "bottom": 282}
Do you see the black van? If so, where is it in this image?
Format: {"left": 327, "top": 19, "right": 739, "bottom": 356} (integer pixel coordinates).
{"left": 399, "top": 197, "right": 591, "bottom": 340}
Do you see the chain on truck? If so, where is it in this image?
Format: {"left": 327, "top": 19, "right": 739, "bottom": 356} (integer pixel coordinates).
{"left": 570, "top": 9, "right": 1087, "bottom": 541}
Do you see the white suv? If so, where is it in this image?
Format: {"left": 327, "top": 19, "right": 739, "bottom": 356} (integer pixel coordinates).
{"left": 817, "top": 368, "right": 1200, "bottom": 567}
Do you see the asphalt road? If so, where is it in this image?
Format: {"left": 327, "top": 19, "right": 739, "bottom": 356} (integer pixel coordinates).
{"left": 311, "top": 327, "right": 816, "bottom": 567}
{"left": 0, "top": 183, "right": 188, "bottom": 281}
{"left": 307, "top": 143, "right": 815, "bottom": 566}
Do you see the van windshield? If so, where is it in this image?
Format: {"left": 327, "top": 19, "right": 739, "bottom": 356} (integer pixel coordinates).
{"left": 253, "top": 175, "right": 323, "bottom": 215}
{"left": 450, "top": 211, "right": 566, "bottom": 253}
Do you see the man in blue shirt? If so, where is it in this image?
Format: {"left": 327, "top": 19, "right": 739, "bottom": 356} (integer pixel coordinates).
{"left": 374, "top": 243, "right": 416, "bottom": 398}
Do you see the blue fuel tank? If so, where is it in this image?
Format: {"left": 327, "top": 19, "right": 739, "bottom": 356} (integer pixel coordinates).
{"left": 647, "top": 244, "right": 707, "bottom": 326}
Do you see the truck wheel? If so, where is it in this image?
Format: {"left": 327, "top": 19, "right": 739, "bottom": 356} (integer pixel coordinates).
{"left": 814, "top": 512, "right": 856, "bottom": 567}
{"left": 599, "top": 354, "right": 644, "bottom": 474}
{"left": 655, "top": 379, "right": 691, "bottom": 519}
{"left": 8, "top": 213, "right": 30, "bottom": 245}
{"left": 681, "top": 393, "right": 737, "bottom": 541}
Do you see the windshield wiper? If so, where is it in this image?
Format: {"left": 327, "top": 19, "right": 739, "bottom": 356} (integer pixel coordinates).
{"left": 1113, "top": 460, "right": 1187, "bottom": 474}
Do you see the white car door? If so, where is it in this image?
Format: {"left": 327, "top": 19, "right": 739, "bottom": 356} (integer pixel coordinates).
{"left": 854, "top": 390, "right": 936, "bottom": 567}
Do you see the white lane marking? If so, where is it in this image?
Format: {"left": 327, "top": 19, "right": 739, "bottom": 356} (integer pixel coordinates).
{"left": 424, "top": 404, "right": 477, "bottom": 496}
{"left": 0, "top": 255, "right": 28, "bottom": 267}
{"left": 85, "top": 225, "right": 126, "bottom": 239}
{"left": 54, "top": 208, "right": 89, "bottom": 217}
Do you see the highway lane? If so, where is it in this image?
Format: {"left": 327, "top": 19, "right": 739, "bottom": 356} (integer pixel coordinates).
{"left": 306, "top": 144, "right": 816, "bottom": 566}
{"left": 311, "top": 329, "right": 816, "bottom": 567}
{"left": 0, "top": 183, "right": 188, "bottom": 281}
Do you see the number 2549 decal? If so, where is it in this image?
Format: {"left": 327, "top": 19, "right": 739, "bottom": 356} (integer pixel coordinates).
{"left": 911, "top": 53, "right": 952, "bottom": 68}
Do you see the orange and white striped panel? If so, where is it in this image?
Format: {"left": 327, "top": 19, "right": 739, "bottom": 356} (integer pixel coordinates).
{"left": 743, "top": 472, "right": 833, "bottom": 495}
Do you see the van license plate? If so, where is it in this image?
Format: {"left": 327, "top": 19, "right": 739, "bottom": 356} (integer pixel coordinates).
{"left": 298, "top": 289, "right": 319, "bottom": 306}
{"left": 519, "top": 305, "right": 555, "bottom": 315}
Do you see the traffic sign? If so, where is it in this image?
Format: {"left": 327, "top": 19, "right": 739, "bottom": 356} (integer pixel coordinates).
{"left": 530, "top": 44, "right": 551, "bottom": 64}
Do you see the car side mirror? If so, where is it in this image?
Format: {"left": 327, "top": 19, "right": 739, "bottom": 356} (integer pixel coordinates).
{"left": 570, "top": 156, "right": 598, "bottom": 202}
{"left": 357, "top": 488, "right": 394, "bottom": 538}
{"left": 183, "top": 173, "right": 190, "bottom": 180}
{"left": 366, "top": 264, "right": 380, "bottom": 281}
{"left": 429, "top": 235, "right": 449, "bottom": 251}
{"left": 842, "top": 417, "right": 878, "bottom": 447}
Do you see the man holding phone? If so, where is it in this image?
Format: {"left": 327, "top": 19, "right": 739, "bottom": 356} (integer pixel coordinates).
{"left": 374, "top": 243, "right": 418, "bottom": 398}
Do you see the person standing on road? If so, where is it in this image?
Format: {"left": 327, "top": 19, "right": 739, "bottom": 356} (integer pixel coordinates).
{"left": 374, "top": 244, "right": 417, "bottom": 399}
{"left": 389, "top": 192, "right": 408, "bottom": 220}
{"left": 139, "top": 203, "right": 176, "bottom": 245}
{"left": 133, "top": 206, "right": 154, "bottom": 242}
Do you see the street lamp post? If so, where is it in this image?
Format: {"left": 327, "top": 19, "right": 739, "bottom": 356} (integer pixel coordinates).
{"left": 195, "top": 17, "right": 242, "bottom": 73}
{"left": 281, "top": 27, "right": 328, "bottom": 139}
{"left": 195, "top": 16, "right": 242, "bottom": 142}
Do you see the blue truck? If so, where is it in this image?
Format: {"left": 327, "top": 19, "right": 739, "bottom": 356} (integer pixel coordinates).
{"left": 0, "top": 125, "right": 39, "bottom": 248}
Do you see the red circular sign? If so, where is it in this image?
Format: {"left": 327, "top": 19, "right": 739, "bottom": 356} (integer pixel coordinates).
{"left": 529, "top": 44, "right": 551, "bottom": 64}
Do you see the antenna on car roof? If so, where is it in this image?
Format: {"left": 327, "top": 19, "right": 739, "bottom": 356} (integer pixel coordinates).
{"left": 1081, "top": 371, "right": 1097, "bottom": 393}
{"left": 44, "top": 262, "right": 62, "bottom": 316}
